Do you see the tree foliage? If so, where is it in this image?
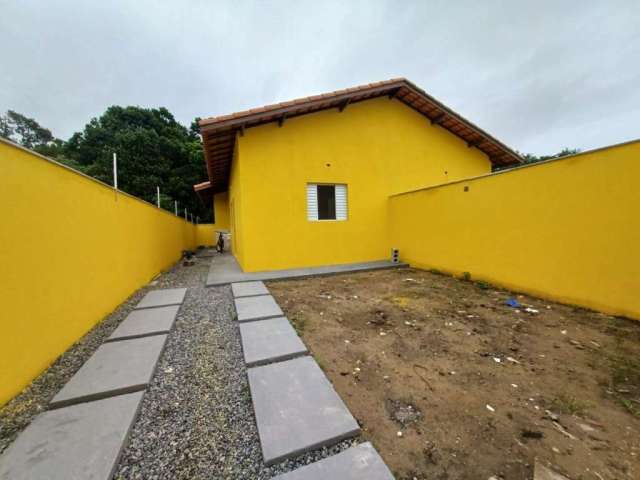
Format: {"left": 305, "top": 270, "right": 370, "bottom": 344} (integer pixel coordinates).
{"left": 520, "top": 147, "right": 581, "bottom": 164}
{"left": 495, "top": 147, "right": 581, "bottom": 171}
{"left": 2, "top": 107, "right": 210, "bottom": 221}
{"left": 0, "top": 110, "right": 59, "bottom": 150}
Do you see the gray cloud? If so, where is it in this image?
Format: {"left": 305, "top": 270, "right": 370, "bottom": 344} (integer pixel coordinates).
{"left": 1, "top": 0, "right": 638, "bottom": 155}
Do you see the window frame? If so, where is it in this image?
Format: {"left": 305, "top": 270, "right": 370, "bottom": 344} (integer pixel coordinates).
{"left": 307, "top": 183, "right": 348, "bottom": 222}
{"left": 317, "top": 184, "right": 336, "bottom": 220}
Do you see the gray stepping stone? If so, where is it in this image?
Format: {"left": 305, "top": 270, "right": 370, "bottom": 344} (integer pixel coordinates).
{"left": 50, "top": 335, "right": 167, "bottom": 408}
{"left": 135, "top": 288, "right": 186, "bottom": 309}
{"left": 231, "top": 281, "right": 269, "bottom": 298}
{"left": 107, "top": 305, "right": 180, "bottom": 341}
{"left": 0, "top": 392, "right": 144, "bottom": 480}
{"left": 247, "top": 356, "right": 360, "bottom": 465}
{"left": 234, "top": 295, "right": 283, "bottom": 322}
{"left": 271, "top": 442, "right": 394, "bottom": 480}
{"left": 239, "top": 317, "right": 308, "bottom": 367}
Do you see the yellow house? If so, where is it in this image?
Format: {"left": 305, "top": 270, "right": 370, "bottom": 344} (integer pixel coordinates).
{"left": 195, "top": 78, "right": 521, "bottom": 272}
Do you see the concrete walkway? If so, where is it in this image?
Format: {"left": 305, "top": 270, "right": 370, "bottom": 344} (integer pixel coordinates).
{"left": 1, "top": 263, "right": 393, "bottom": 479}
{"left": 0, "top": 288, "right": 186, "bottom": 479}
{"left": 207, "top": 253, "right": 407, "bottom": 286}
{"left": 232, "top": 281, "right": 394, "bottom": 477}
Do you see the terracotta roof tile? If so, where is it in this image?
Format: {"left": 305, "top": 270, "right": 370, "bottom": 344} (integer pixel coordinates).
{"left": 193, "top": 180, "right": 211, "bottom": 191}
{"left": 198, "top": 78, "right": 522, "bottom": 193}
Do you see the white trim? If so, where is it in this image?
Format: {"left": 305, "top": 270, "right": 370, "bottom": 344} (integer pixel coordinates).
{"left": 335, "top": 184, "right": 347, "bottom": 220}
{"left": 307, "top": 184, "right": 319, "bottom": 220}
{"left": 306, "top": 183, "right": 348, "bottom": 221}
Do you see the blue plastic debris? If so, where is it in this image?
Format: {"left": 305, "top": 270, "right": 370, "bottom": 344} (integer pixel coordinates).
{"left": 505, "top": 298, "right": 521, "bottom": 308}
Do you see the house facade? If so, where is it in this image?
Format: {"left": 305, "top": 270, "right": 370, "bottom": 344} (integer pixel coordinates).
{"left": 195, "top": 79, "right": 521, "bottom": 272}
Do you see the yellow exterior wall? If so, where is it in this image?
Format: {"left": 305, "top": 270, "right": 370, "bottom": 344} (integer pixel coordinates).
{"left": 234, "top": 96, "right": 491, "bottom": 271}
{"left": 0, "top": 140, "right": 197, "bottom": 405}
{"left": 196, "top": 224, "right": 216, "bottom": 246}
{"left": 229, "top": 138, "right": 246, "bottom": 267}
{"left": 213, "top": 191, "right": 230, "bottom": 230}
{"left": 389, "top": 140, "right": 640, "bottom": 320}
{"left": 196, "top": 193, "right": 230, "bottom": 247}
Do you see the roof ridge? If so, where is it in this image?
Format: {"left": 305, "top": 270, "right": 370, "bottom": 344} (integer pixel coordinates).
{"left": 198, "top": 78, "right": 523, "bottom": 193}
{"left": 199, "top": 78, "right": 407, "bottom": 127}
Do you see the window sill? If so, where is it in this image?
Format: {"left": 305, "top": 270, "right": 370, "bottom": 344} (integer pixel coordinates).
{"left": 309, "top": 219, "right": 347, "bottom": 222}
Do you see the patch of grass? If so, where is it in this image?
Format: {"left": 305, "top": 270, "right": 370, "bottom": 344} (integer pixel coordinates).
{"left": 607, "top": 354, "right": 640, "bottom": 417}
{"left": 390, "top": 296, "right": 411, "bottom": 309}
{"left": 618, "top": 398, "right": 640, "bottom": 418}
{"left": 291, "top": 315, "right": 306, "bottom": 335}
{"left": 591, "top": 345, "right": 640, "bottom": 418}
{"left": 551, "top": 394, "right": 590, "bottom": 416}
{"left": 475, "top": 280, "right": 491, "bottom": 290}
{"left": 428, "top": 268, "right": 443, "bottom": 275}
{"left": 610, "top": 356, "right": 640, "bottom": 386}
{"left": 461, "top": 272, "right": 471, "bottom": 281}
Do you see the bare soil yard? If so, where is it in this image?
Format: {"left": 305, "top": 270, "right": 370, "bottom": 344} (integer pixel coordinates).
{"left": 268, "top": 268, "right": 640, "bottom": 480}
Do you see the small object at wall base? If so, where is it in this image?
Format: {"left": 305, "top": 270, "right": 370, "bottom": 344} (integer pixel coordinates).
{"left": 391, "top": 248, "right": 400, "bottom": 264}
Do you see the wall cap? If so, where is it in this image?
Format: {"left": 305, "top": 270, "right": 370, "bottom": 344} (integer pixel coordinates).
{"left": 1, "top": 137, "right": 197, "bottom": 225}
{"left": 390, "top": 137, "right": 640, "bottom": 198}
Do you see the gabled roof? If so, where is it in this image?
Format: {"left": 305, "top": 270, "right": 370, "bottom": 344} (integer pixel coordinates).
{"left": 198, "top": 78, "right": 522, "bottom": 193}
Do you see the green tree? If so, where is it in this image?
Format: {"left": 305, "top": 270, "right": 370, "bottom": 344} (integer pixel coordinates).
{"left": 0, "top": 109, "right": 72, "bottom": 165}
{"left": 1, "top": 110, "right": 54, "bottom": 148}
{"left": 496, "top": 147, "right": 580, "bottom": 171}
{"left": 521, "top": 147, "right": 580, "bottom": 164}
{"left": 65, "top": 106, "right": 210, "bottom": 220}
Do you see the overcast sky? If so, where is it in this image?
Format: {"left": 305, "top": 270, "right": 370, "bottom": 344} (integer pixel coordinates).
{"left": 2, "top": 0, "right": 639, "bottom": 155}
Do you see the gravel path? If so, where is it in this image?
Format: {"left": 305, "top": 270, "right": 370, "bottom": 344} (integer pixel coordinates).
{"left": 0, "top": 252, "right": 210, "bottom": 455}
{"left": 114, "top": 258, "right": 357, "bottom": 479}
{"left": 1, "top": 250, "right": 358, "bottom": 478}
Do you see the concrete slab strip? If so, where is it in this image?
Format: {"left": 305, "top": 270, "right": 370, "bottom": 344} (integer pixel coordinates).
{"left": 135, "top": 288, "right": 186, "bottom": 309}
{"left": 207, "top": 254, "right": 408, "bottom": 286}
{"left": 271, "top": 442, "right": 394, "bottom": 480}
{"left": 106, "top": 305, "right": 180, "bottom": 342}
{"left": 239, "top": 317, "right": 308, "bottom": 367}
{"left": 234, "top": 295, "right": 283, "bottom": 322}
{"left": 231, "top": 281, "right": 269, "bottom": 298}
{"left": 247, "top": 356, "right": 360, "bottom": 465}
{"left": 50, "top": 335, "right": 167, "bottom": 409}
{"left": 0, "top": 392, "right": 145, "bottom": 480}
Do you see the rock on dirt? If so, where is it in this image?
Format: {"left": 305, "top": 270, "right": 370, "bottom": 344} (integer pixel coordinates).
{"left": 386, "top": 399, "right": 422, "bottom": 428}
{"left": 534, "top": 461, "right": 570, "bottom": 480}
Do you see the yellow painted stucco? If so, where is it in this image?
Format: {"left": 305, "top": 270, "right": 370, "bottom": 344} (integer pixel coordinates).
{"left": 228, "top": 133, "right": 247, "bottom": 267}
{"left": 196, "top": 193, "right": 230, "bottom": 246}
{"left": 230, "top": 96, "right": 491, "bottom": 272}
{"left": 213, "top": 192, "right": 230, "bottom": 231}
{"left": 196, "top": 224, "right": 216, "bottom": 246}
{"left": 389, "top": 140, "right": 640, "bottom": 320}
{"left": 0, "top": 140, "right": 197, "bottom": 406}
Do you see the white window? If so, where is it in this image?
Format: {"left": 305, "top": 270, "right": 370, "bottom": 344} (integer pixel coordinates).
{"left": 307, "top": 183, "right": 347, "bottom": 221}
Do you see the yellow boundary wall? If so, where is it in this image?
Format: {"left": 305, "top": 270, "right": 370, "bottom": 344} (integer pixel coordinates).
{"left": 0, "top": 139, "right": 197, "bottom": 405}
{"left": 196, "top": 224, "right": 216, "bottom": 246}
{"left": 389, "top": 140, "right": 640, "bottom": 320}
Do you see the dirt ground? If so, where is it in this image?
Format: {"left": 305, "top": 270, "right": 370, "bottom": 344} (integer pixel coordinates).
{"left": 268, "top": 268, "right": 640, "bottom": 480}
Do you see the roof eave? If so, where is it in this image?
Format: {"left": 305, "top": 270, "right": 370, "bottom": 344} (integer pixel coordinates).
{"left": 199, "top": 78, "right": 523, "bottom": 191}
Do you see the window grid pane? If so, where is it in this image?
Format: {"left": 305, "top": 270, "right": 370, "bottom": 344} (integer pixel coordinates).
{"left": 307, "top": 183, "right": 347, "bottom": 221}
{"left": 317, "top": 185, "right": 336, "bottom": 220}
{"left": 307, "top": 184, "right": 318, "bottom": 220}
{"left": 335, "top": 184, "right": 347, "bottom": 220}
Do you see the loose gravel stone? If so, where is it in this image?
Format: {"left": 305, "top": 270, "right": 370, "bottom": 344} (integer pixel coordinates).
{"left": 113, "top": 276, "right": 357, "bottom": 478}
{"left": 0, "top": 255, "right": 209, "bottom": 455}
{"left": 2, "top": 251, "right": 358, "bottom": 478}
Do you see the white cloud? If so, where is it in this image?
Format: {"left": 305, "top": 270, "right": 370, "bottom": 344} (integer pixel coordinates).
{"left": 1, "top": 0, "right": 638, "bottom": 155}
